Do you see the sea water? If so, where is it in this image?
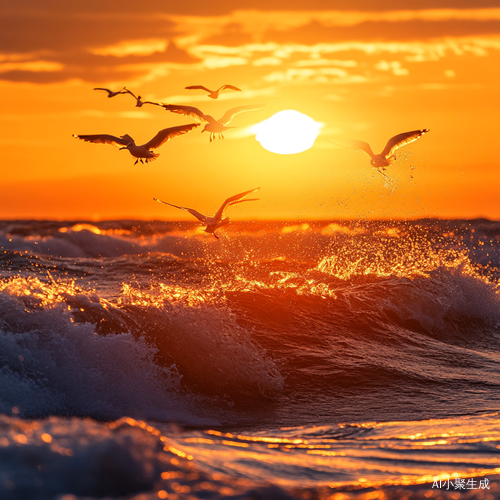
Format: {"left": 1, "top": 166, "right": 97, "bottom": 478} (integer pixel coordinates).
{"left": 0, "top": 219, "right": 499, "bottom": 499}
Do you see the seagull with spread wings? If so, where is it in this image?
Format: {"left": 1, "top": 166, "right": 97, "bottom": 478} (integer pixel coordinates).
{"left": 185, "top": 84, "right": 242, "bottom": 99}
{"left": 73, "top": 123, "right": 199, "bottom": 164}
{"left": 94, "top": 87, "right": 129, "bottom": 98}
{"left": 161, "top": 103, "right": 265, "bottom": 142}
{"left": 335, "top": 129, "right": 430, "bottom": 171}
{"left": 153, "top": 188, "right": 260, "bottom": 239}
{"left": 124, "top": 89, "right": 163, "bottom": 108}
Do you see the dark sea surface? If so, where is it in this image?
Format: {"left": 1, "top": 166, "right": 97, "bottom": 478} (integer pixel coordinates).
{"left": 0, "top": 218, "right": 499, "bottom": 499}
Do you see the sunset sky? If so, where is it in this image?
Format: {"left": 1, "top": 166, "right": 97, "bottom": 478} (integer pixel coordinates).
{"left": 1, "top": 0, "right": 499, "bottom": 220}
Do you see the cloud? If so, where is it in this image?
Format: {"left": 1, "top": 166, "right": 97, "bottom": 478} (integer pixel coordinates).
{"left": 0, "top": 42, "right": 199, "bottom": 84}
{"left": 182, "top": 9, "right": 500, "bottom": 76}
{"left": 200, "top": 23, "right": 255, "bottom": 47}
{"left": 200, "top": 56, "right": 249, "bottom": 69}
{"left": 0, "top": 5, "right": 201, "bottom": 84}
{"left": 92, "top": 40, "right": 169, "bottom": 57}
{"left": 0, "top": 61, "right": 63, "bottom": 73}
{"left": 181, "top": 8, "right": 500, "bottom": 45}
{"left": 4, "top": 2, "right": 500, "bottom": 17}
{"left": 375, "top": 60, "right": 409, "bottom": 75}
{"left": 294, "top": 58, "right": 358, "bottom": 67}
{"left": 0, "top": 13, "right": 181, "bottom": 54}
{"left": 253, "top": 57, "right": 283, "bottom": 66}
{"left": 2, "top": 6, "right": 500, "bottom": 85}
{"left": 261, "top": 19, "right": 500, "bottom": 44}
{"left": 262, "top": 67, "right": 368, "bottom": 85}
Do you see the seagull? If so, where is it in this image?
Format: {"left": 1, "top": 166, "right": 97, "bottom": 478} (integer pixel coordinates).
{"left": 73, "top": 123, "right": 199, "bottom": 164}
{"left": 94, "top": 87, "right": 129, "bottom": 98}
{"left": 335, "top": 129, "right": 430, "bottom": 171}
{"left": 185, "top": 84, "right": 242, "bottom": 99}
{"left": 124, "top": 89, "right": 163, "bottom": 108}
{"left": 161, "top": 103, "right": 265, "bottom": 142}
{"left": 153, "top": 188, "right": 260, "bottom": 239}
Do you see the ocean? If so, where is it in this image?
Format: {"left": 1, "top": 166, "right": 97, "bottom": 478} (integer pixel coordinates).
{"left": 0, "top": 218, "right": 499, "bottom": 499}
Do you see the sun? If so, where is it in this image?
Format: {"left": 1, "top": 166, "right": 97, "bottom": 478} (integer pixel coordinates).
{"left": 253, "top": 110, "right": 321, "bottom": 155}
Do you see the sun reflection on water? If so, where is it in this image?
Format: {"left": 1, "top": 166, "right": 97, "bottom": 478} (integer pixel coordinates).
{"left": 166, "top": 413, "right": 500, "bottom": 489}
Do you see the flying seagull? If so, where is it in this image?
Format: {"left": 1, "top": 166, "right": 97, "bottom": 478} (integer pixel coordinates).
{"left": 153, "top": 188, "right": 260, "bottom": 239}
{"left": 335, "top": 129, "right": 430, "bottom": 171}
{"left": 94, "top": 87, "right": 129, "bottom": 98}
{"left": 161, "top": 103, "right": 265, "bottom": 142}
{"left": 73, "top": 123, "right": 199, "bottom": 164}
{"left": 185, "top": 84, "right": 242, "bottom": 99}
{"left": 124, "top": 89, "right": 163, "bottom": 108}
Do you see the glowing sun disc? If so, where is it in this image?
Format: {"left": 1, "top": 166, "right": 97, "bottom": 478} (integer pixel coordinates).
{"left": 254, "top": 110, "right": 321, "bottom": 155}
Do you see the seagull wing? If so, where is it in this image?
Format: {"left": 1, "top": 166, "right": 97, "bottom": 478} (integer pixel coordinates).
{"left": 336, "top": 139, "right": 376, "bottom": 159}
{"left": 218, "top": 85, "right": 241, "bottom": 93}
{"left": 153, "top": 198, "right": 208, "bottom": 223}
{"left": 161, "top": 104, "right": 207, "bottom": 122}
{"left": 185, "top": 85, "right": 212, "bottom": 92}
{"left": 125, "top": 89, "right": 137, "bottom": 99}
{"left": 215, "top": 188, "right": 260, "bottom": 219}
{"left": 73, "top": 134, "right": 131, "bottom": 147}
{"left": 143, "top": 123, "right": 200, "bottom": 149}
{"left": 218, "top": 105, "right": 265, "bottom": 126}
{"left": 381, "top": 129, "right": 430, "bottom": 158}
{"left": 227, "top": 198, "right": 260, "bottom": 208}
{"left": 94, "top": 88, "right": 113, "bottom": 96}
{"left": 94, "top": 87, "right": 127, "bottom": 96}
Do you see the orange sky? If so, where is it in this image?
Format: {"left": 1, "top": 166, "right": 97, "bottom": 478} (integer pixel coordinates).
{"left": 1, "top": 2, "right": 499, "bottom": 220}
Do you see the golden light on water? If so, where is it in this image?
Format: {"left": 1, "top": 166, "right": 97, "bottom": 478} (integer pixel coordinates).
{"left": 169, "top": 414, "right": 500, "bottom": 490}
{"left": 41, "top": 433, "right": 52, "bottom": 443}
{"left": 253, "top": 110, "right": 321, "bottom": 155}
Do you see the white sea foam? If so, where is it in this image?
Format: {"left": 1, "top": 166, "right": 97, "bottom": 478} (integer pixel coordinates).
{"left": 0, "top": 278, "right": 217, "bottom": 425}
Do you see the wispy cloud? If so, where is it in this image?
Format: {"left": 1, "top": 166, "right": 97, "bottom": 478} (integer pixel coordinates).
{"left": 201, "top": 56, "right": 249, "bottom": 69}
{"left": 0, "top": 61, "right": 63, "bottom": 73}
{"left": 1, "top": 7, "right": 499, "bottom": 85}
{"left": 79, "top": 109, "right": 154, "bottom": 119}
{"left": 294, "top": 58, "right": 358, "bottom": 68}
{"left": 253, "top": 57, "right": 282, "bottom": 66}
{"left": 262, "top": 67, "right": 368, "bottom": 85}
{"left": 91, "top": 40, "right": 169, "bottom": 57}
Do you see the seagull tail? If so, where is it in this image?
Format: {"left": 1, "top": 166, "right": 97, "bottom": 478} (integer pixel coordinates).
{"left": 144, "top": 153, "right": 160, "bottom": 163}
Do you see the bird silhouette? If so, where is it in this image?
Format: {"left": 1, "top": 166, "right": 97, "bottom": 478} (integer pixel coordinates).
{"left": 73, "top": 123, "right": 199, "bottom": 164}
{"left": 93, "top": 87, "right": 129, "bottom": 98}
{"left": 185, "top": 84, "right": 242, "bottom": 99}
{"left": 161, "top": 103, "right": 265, "bottom": 142}
{"left": 335, "top": 129, "right": 430, "bottom": 171}
{"left": 124, "top": 89, "right": 163, "bottom": 108}
{"left": 153, "top": 188, "right": 260, "bottom": 239}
